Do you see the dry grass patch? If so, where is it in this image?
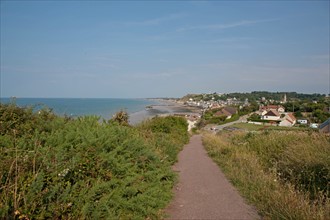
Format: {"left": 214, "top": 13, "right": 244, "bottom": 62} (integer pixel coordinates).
{"left": 203, "top": 131, "right": 330, "bottom": 220}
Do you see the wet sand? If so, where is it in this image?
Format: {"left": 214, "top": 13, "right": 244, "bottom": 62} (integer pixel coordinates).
{"left": 129, "top": 100, "right": 201, "bottom": 125}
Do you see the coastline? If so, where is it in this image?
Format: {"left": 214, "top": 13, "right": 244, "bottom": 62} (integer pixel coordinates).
{"left": 129, "top": 99, "right": 201, "bottom": 125}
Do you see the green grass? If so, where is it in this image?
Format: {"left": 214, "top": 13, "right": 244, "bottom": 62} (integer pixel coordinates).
{"left": 0, "top": 103, "right": 188, "bottom": 219}
{"left": 229, "top": 122, "right": 311, "bottom": 132}
{"left": 218, "top": 114, "right": 240, "bottom": 125}
{"left": 202, "top": 131, "right": 330, "bottom": 220}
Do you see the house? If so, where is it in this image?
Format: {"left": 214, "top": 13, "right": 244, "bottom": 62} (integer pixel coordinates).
{"left": 259, "top": 105, "right": 285, "bottom": 116}
{"left": 279, "top": 113, "right": 296, "bottom": 127}
{"left": 279, "top": 119, "right": 293, "bottom": 127}
{"left": 226, "top": 98, "right": 241, "bottom": 106}
{"left": 210, "top": 103, "right": 221, "bottom": 109}
{"left": 260, "top": 105, "right": 285, "bottom": 112}
{"left": 319, "top": 118, "right": 330, "bottom": 134}
{"left": 214, "top": 107, "right": 237, "bottom": 119}
{"left": 297, "top": 119, "right": 308, "bottom": 124}
{"left": 261, "top": 109, "right": 281, "bottom": 121}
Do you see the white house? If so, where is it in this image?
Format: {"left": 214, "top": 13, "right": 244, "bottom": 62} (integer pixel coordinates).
{"left": 280, "top": 119, "right": 293, "bottom": 127}
{"left": 259, "top": 105, "right": 285, "bottom": 116}
{"left": 261, "top": 109, "right": 281, "bottom": 121}
{"left": 279, "top": 113, "right": 296, "bottom": 127}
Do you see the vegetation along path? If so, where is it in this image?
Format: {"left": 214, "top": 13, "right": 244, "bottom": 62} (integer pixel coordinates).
{"left": 165, "top": 135, "right": 259, "bottom": 219}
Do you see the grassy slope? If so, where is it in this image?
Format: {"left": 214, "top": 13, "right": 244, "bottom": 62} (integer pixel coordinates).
{"left": 229, "top": 122, "right": 310, "bottom": 131}
{"left": 203, "top": 130, "right": 330, "bottom": 220}
{"left": 0, "top": 104, "right": 188, "bottom": 219}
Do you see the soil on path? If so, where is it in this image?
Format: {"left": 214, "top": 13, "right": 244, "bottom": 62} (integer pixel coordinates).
{"left": 165, "top": 135, "right": 259, "bottom": 220}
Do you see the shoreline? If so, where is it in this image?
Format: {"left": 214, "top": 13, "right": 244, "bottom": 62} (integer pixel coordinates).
{"left": 129, "top": 99, "right": 202, "bottom": 125}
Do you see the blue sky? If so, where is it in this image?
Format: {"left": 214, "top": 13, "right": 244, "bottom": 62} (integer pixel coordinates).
{"left": 1, "top": 1, "right": 329, "bottom": 98}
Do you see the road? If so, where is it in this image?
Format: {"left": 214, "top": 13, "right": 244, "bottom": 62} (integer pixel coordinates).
{"left": 165, "top": 135, "right": 260, "bottom": 219}
{"left": 205, "top": 115, "right": 248, "bottom": 132}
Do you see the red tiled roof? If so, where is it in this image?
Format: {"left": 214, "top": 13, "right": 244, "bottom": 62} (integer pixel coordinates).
{"left": 287, "top": 113, "right": 296, "bottom": 122}
{"left": 223, "top": 107, "right": 237, "bottom": 115}
{"left": 214, "top": 107, "right": 237, "bottom": 117}
{"left": 222, "top": 109, "right": 232, "bottom": 116}
{"left": 260, "top": 105, "right": 285, "bottom": 111}
{"left": 265, "top": 109, "right": 280, "bottom": 117}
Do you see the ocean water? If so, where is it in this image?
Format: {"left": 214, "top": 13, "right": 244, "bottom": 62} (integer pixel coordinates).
{"left": 0, "top": 98, "right": 157, "bottom": 120}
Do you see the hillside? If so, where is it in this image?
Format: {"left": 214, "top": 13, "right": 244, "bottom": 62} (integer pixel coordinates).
{"left": 0, "top": 103, "right": 189, "bottom": 219}
{"left": 203, "top": 130, "right": 330, "bottom": 219}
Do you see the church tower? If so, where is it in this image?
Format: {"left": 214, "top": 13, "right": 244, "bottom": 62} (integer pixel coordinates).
{"left": 283, "top": 94, "right": 287, "bottom": 103}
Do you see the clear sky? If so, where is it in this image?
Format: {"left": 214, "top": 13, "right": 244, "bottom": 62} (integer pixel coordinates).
{"left": 1, "top": 1, "right": 329, "bottom": 98}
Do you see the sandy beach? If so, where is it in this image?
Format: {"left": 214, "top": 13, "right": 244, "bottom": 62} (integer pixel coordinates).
{"left": 129, "top": 99, "right": 201, "bottom": 125}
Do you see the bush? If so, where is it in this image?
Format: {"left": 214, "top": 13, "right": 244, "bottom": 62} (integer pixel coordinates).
{"left": 0, "top": 104, "right": 188, "bottom": 219}
{"left": 137, "top": 116, "right": 189, "bottom": 164}
{"left": 109, "top": 110, "right": 129, "bottom": 126}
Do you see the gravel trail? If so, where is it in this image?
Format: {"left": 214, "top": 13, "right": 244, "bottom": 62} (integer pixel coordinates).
{"left": 165, "top": 135, "right": 259, "bottom": 220}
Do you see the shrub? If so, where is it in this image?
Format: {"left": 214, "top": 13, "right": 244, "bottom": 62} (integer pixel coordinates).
{"left": 137, "top": 116, "right": 189, "bottom": 164}
{"left": 0, "top": 104, "right": 188, "bottom": 219}
{"left": 109, "top": 110, "right": 129, "bottom": 126}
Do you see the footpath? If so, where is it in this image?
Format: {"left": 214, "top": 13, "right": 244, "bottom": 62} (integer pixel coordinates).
{"left": 165, "top": 135, "right": 260, "bottom": 219}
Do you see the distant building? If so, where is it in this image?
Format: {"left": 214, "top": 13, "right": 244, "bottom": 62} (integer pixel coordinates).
{"left": 261, "top": 109, "right": 281, "bottom": 121}
{"left": 279, "top": 113, "right": 296, "bottom": 127}
{"left": 244, "top": 98, "right": 249, "bottom": 106}
{"left": 259, "top": 105, "right": 285, "bottom": 115}
{"left": 310, "top": 123, "right": 319, "bottom": 129}
{"left": 282, "top": 94, "right": 287, "bottom": 103}
{"left": 226, "top": 98, "right": 240, "bottom": 106}
{"left": 297, "top": 119, "right": 308, "bottom": 124}
{"left": 214, "top": 107, "right": 237, "bottom": 119}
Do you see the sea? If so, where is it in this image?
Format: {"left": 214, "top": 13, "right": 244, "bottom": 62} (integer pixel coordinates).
{"left": 0, "top": 98, "right": 158, "bottom": 120}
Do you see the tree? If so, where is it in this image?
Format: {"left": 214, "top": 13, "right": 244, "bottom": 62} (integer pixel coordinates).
{"left": 111, "top": 110, "right": 129, "bottom": 126}
{"left": 294, "top": 111, "right": 302, "bottom": 118}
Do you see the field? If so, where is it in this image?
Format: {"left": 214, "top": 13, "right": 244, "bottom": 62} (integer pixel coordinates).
{"left": 0, "top": 103, "right": 189, "bottom": 219}
{"left": 203, "top": 130, "right": 330, "bottom": 219}
{"left": 228, "top": 122, "right": 311, "bottom": 131}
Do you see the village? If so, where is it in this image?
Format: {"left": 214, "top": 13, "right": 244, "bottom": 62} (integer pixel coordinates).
{"left": 176, "top": 92, "right": 330, "bottom": 133}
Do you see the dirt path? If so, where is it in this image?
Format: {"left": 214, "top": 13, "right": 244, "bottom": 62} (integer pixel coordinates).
{"left": 165, "top": 135, "right": 259, "bottom": 219}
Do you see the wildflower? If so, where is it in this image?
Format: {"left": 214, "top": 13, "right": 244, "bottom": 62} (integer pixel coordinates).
{"left": 58, "top": 168, "right": 70, "bottom": 177}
